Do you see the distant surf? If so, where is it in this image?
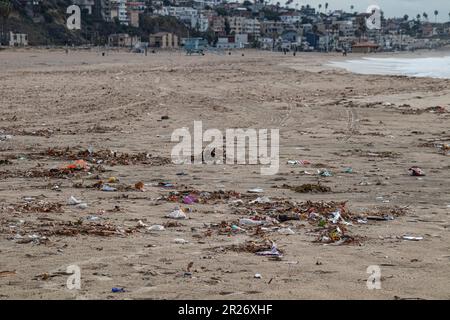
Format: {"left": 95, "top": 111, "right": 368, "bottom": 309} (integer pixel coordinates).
{"left": 329, "top": 55, "right": 450, "bottom": 79}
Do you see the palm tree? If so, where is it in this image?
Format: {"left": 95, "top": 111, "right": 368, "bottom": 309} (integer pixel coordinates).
{"left": 325, "top": 2, "right": 329, "bottom": 11}
{"left": 434, "top": 10, "right": 438, "bottom": 23}
{"left": 350, "top": 5, "right": 354, "bottom": 12}
{"left": 416, "top": 14, "right": 421, "bottom": 21}
{"left": 423, "top": 12, "right": 428, "bottom": 21}
{"left": 0, "top": 0, "right": 12, "bottom": 45}
{"left": 318, "top": 4, "right": 322, "bottom": 13}
{"left": 403, "top": 14, "right": 409, "bottom": 21}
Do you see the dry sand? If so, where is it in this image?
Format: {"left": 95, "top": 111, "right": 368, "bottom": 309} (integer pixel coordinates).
{"left": 0, "top": 48, "right": 449, "bottom": 300}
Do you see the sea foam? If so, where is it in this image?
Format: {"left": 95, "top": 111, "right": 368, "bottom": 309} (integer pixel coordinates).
{"left": 329, "top": 55, "right": 450, "bottom": 79}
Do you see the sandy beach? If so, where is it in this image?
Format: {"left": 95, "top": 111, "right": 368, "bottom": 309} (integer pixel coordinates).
{"left": 0, "top": 48, "right": 449, "bottom": 300}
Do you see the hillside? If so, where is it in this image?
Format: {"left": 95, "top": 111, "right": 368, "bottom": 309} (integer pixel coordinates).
{"left": 0, "top": 0, "right": 190, "bottom": 45}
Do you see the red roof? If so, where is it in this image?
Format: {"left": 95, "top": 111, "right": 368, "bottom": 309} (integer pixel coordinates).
{"left": 352, "top": 42, "right": 379, "bottom": 48}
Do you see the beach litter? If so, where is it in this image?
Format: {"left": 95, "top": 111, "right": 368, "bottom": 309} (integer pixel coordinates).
{"left": 409, "top": 167, "right": 425, "bottom": 177}
{"left": 239, "top": 218, "right": 265, "bottom": 226}
{"left": 166, "top": 208, "right": 188, "bottom": 219}
{"left": 183, "top": 195, "right": 197, "bottom": 204}
{"left": 277, "top": 227, "right": 295, "bottom": 235}
{"left": 111, "top": 287, "right": 126, "bottom": 293}
{"left": 287, "top": 160, "right": 311, "bottom": 165}
{"left": 68, "top": 196, "right": 87, "bottom": 209}
{"left": 249, "top": 196, "right": 271, "bottom": 204}
{"left": 173, "top": 238, "right": 189, "bottom": 244}
{"left": 147, "top": 225, "right": 165, "bottom": 231}
{"left": 0, "top": 134, "right": 13, "bottom": 141}
{"left": 62, "top": 159, "right": 89, "bottom": 171}
{"left": 101, "top": 184, "right": 117, "bottom": 192}
{"left": 319, "top": 170, "right": 333, "bottom": 177}
{"left": 248, "top": 188, "right": 264, "bottom": 193}
{"left": 256, "top": 244, "right": 282, "bottom": 257}
{"left": 402, "top": 235, "right": 423, "bottom": 241}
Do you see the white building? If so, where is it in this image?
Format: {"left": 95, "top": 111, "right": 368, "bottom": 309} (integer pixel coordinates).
{"left": 191, "top": 15, "right": 209, "bottom": 32}
{"left": 229, "top": 16, "right": 246, "bottom": 34}
{"left": 216, "top": 34, "right": 248, "bottom": 49}
{"left": 9, "top": 32, "right": 28, "bottom": 46}
{"left": 280, "top": 12, "right": 302, "bottom": 24}
{"left": 193, "top": 0, "right": 222, "bottom": 8}
{"left": 117, "top": 0, "right": 128, "bottom": 25}
{"left": 157, "top": 6, "right": 198, "bottom": 19}
{"left": 244, "top": 18, "right": 261, "bottom": 36}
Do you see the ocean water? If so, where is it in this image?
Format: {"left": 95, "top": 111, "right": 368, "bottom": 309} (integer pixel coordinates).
{"left": 329, "top": 55, "right": 450, "bottom": 79}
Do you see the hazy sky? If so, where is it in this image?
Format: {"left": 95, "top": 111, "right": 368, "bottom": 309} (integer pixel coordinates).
{"left": 286, "top": 0, "right": 450, "bottom": 22}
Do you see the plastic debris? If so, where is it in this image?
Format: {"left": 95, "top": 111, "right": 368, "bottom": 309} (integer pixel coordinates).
{"left": 249, "top": 196, "right": 271, "bottom": 204}
{"left": 101, "top": 184, "right": 117, "bottom": 192}
{"left": 343, "top": 167, "right": 353, "bottom": 173}
{"left": 402, "top": 235, "right": 423, "bottom": 241}
{"left": 183, "top": 195, "right": 196, "bottom": 205}
{"left": 67, "top": 196, "right": 87, "bottom": 209}
{"left": 287, "top": 160, "right": 311, "bottom": 165}
{"left": 247, "top": 188, "right": 264, "bottom": 193}
{"left": 254, "top": 273, "right": 262, "bottom": 279}
{"left": 277, "top": 228, "right": 295, "bottom": 235}
{"left": 256, "top": 244, "right": 282, "bottom": 257}
{"left": 68, "top": 196, "right": 82, "bottom": 205}
{"left": 137, "top": 220, "right": 148, "bottom": 227}
{"left": 319, "top": 170, "right": 333, "bottom": 177}
{"left": 239, "top": 218, "right": 265, "bottom": 226}
{"left": 147, "top": 225, "right": 165, "bottom": 231}
{"left": 409, "top": 167, "right": 425, "bottom": 176}
{"left": 0, "top": 134, "right": 13, "bottom": 141}
{"left": 166, "top": 208, "right": 187, "bottom": 219}
{"left": 62, "top": 159, "right": 89, "bottom": 171}
{"left": 111, "top": 287, "right": 125, "bottom": 293}
{"left": 173, "top": 238, "right": 189, "bottom": 244}
{"left": 329, "top": 210, "right": 342, "bottom": 224}
{"left": 76, "top": 203, "right": 88, "bottom": 210}
{"left": 86, "top": 215, "right": 100, "bottom": 221}
{"left": 231, "top": 225, "right": 245, "bottom": 232}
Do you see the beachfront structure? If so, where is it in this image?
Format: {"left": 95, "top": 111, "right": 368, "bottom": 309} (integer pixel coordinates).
{"left": 216, "top": 34, "right": 248, "bottom": 49}
{"left": 352, "top": 42, "right": 380, "bottom": 53}
{"left": 108, "top": 33, "right": 140, "bottom": 47}
{"left": 149, "top": 32, "right": 179, "bottom": 48}
{"left": 8, "top": 32, "right": 28, "bottom": 47}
